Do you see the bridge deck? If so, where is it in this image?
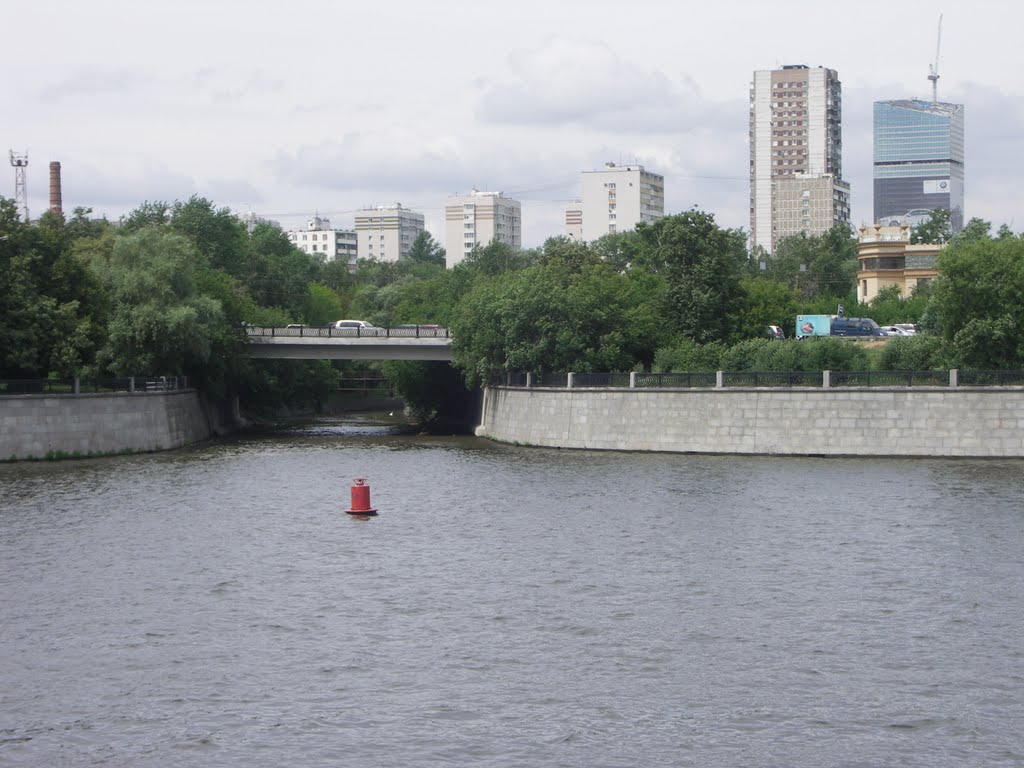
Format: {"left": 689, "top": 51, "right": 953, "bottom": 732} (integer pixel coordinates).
{"left": 245, "top": 326, "right": 453, "bottom": 361}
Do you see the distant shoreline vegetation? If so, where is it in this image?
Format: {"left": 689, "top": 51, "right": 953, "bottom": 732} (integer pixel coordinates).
{"left": 2, "top": 198, "right": 1022, "bottom": 425}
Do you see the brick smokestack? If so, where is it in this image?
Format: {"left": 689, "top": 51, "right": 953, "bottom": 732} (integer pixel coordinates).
{"left": 49, "top": 161, "right": 62, "bottom": 215}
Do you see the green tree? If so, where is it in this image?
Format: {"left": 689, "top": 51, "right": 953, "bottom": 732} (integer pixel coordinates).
{"left": 591, "top": 231, "right": 643, "bottom": 272}
{"left": 736, "top": 277, "right": 800, "bottom": 338}
{"left": 170, "top": 196, "right": 250, "bottom": 277}
{"left": 630, "top": 210, "right": 746, "bottom": 343}
{"left": 459, "top": 239, "right": 533, "bottom": 277}
{"left": 653, "top": 338, "right": 725, "bottom": 372}
{"left": 929, "top": 235, "right": 1024, "bottom": 368}
{"left": 770, "top": 225, "right": 857, "bottom": 300}
{"left": 450, "top": 259, "right": 659, "bottom": 385}
{"left": 254, "top": 241, "right": 317, "bottom": 319}
{"left": 120, "top": 201, "right": 172, "bottom": 233}
{"left": 0, "top": 198, "right": 107, "bottom": 378}
{"left": 304, "top": 283, "right": 344, "bottom": 326}
{"left": 65, "top": 207, "right": 113, "bottom": 241}
{"left": 877, "top": 335, "right": 947, "bottom": 371}
{"left": 911, "top": 208, "right": 952, "bottom": 244}
{"left": 539, "top": 235, "right": 601, "bottom": 272}
{"left": 93, "top": 229, "right": 226, "bottom": 378}
{"left": 951, "top": 216, "right": 992, "bottom": 246}
{"left": 406, "top": 231, "right": 446, "bottom": 267}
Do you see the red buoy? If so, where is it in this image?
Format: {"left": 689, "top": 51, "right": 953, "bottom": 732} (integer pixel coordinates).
{"left": 346, "top": 478, "right": 378, "bottom": 516}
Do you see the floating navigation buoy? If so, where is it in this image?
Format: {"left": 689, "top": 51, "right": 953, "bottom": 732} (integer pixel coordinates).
{"left": 346, "top": 478, "right": 378, "bottom": 516}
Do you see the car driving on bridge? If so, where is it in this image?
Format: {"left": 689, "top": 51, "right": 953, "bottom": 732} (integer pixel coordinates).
{"left": 332, "top": 320, "right": 383, "bottom": 335}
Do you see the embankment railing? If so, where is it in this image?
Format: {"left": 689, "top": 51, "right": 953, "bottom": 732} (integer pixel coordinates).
{"left": 491, "top": 370, "right": 1024, "bottom": 390}
{"left": 0, "top": 376, "right": 189, "bottom": 395}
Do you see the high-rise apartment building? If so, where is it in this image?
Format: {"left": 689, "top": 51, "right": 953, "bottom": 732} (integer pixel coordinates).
{"left": 749, "top": 65, "right": 848, "bottom": 253}
{"left": 444, "top": 190, "right": 521, "bottom": 267}
{"left": 354, "top": 204, "right": 425, "bottom": 262}
{"left": 873, "top": 99, "right": 964, "bottom": 233}
{"left": 772, "top": 173, "right": 851, "bottom": 242}
{"left": 286, "top": 215, "right": 357, "bottom": 265}
{"left": 566, "top": 162, "right": 664, "bottom": 242}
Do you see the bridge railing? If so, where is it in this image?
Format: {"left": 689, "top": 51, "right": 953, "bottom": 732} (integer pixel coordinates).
{"left": 245, "top": 325, "right": 450, "bottom": 339}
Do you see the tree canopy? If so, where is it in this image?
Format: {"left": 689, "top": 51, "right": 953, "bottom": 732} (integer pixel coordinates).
{"left": 911, "top": 208, "right": 952, "bottom": 244}
{"left": 5, "top": 187, "right": 1024, "bottom": 429}
{"left": 930, "top": 232, "right": 1024, "bottom": 368}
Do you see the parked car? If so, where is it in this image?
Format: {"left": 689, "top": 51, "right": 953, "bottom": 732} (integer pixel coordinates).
{"left": 880, "top": 324, "right": 918, "bottom": 337}
{"left": 828, "top": 317, "right": 888, "bottom": 338}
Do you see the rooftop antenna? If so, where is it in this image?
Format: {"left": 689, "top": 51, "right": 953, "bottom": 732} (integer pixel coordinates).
{"left": 9, "top": 150, "right": 29, "bottom": 221}
{"left": 928, "top": 14, "right": 943, "bottom": 103}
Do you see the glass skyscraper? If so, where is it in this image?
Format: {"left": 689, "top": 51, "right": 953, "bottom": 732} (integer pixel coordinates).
{"left": 873, "top": 99, "right": 964, "bottom": 233}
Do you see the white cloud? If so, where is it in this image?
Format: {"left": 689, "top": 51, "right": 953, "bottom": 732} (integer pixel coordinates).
{"left": 6, "top": 1, "right": 1024, "bottom": 245}
{"left": 477, "top": 37, "right": 694, "bottom": 132}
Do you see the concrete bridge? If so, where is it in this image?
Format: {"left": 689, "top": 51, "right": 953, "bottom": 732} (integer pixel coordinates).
{"left": 245, "top": 325, "right": 453, "bottom": 361}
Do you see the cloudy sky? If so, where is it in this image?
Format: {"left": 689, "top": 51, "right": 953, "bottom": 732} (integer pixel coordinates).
{"left": 5, "top": 0, "right": 1023, "bottom": 247}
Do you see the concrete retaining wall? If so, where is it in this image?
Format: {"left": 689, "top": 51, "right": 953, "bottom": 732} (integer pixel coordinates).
{"left": 1, "top": 391, "right": 213, "bottom": 461}
{"left": 477, "top": 386, "right": 1024, "bottom": 458}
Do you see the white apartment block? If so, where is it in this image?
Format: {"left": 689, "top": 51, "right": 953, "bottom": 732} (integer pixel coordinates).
{"left": 564, "top": 207, "right": 583, "bottom": 242}
{"left": 749, "top": 65, "right": 848, "bottom": 253}
{"left": 444, "top": 190, "right": 521, "bottom": 267}
{"left": 286, "top": 215, "right": 357, "bottom": 265}
{"left": 569, "top": 162, "right": 664, "bottom": 242}
{"left": 354, "top": 204, "right": 425, "bottom": 262}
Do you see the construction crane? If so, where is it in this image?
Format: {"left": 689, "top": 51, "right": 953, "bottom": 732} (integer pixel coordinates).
{"left": 928, "top": 14, "right": 943, "bottom": 103}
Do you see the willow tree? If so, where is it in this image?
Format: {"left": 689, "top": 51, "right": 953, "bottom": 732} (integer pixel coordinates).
{"left": 92, "top": 228, "right": 226, "bottom": 380}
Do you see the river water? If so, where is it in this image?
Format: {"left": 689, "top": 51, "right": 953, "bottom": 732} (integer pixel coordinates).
{"left": 1, "top": 415, "right": 1022, "bottom": 767}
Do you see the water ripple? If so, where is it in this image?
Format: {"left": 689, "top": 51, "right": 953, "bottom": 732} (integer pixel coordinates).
{"left": 1, "top": 429, "right": 1022, "bottom": 766}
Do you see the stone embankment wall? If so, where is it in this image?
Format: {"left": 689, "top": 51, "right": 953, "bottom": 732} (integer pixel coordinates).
{"left": 1, "top": 391, "right": 215, "bottom": 461}
{"left": 477, "top": 386, "right": 1024, "bottom": 458}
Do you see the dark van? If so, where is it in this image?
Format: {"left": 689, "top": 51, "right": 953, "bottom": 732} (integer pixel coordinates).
{"left": 830, "top": 317, "right": 886, "bottom": 337}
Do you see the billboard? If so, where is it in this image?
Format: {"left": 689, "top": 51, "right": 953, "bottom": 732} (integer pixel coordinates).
{"left": 796, "top": 314, "right": 831, "bottom": 339}
{"left": 923, "top": 179, "right": 950, "bottom": 194}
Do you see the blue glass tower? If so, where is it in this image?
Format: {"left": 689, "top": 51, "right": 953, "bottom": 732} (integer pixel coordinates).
{"left": 873, "top": 100, "right": 964, "bottom": 233}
